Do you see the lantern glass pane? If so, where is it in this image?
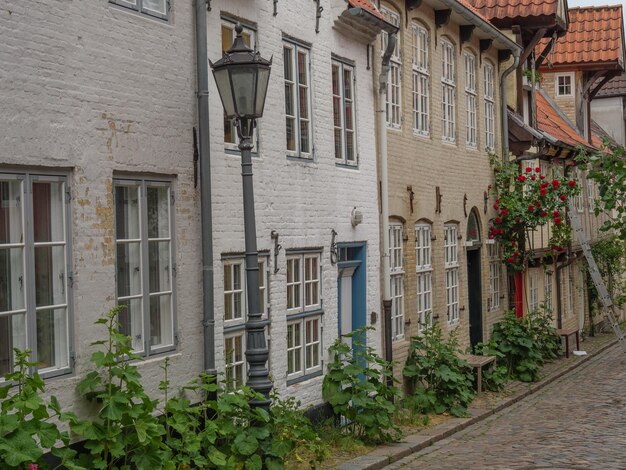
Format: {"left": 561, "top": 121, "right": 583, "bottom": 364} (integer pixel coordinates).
{"left": 213, "top": 68, "right": 236, "bottom": 118}
{"left": 230, "top": 66, "right": 257, "bottom": 117}
{"left": 255, "top": 67, "right": 271, "bottom": 116}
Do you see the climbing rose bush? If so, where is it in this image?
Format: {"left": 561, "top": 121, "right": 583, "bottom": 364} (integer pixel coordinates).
{"left": 488, "top": 157, "right": 579, "bottom": 270}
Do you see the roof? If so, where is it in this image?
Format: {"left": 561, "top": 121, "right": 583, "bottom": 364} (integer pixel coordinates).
{"left": 457, "top": 0, "right": 493, "bottom": 25}
{"left": 591, "top": 119, "right": 619, "bottom": 148}
{"left": 538, "top": 5, "right": 625, "bottom": 69}
{"left": 536, "top": 89, "right": 592, "bottom": 150}
{"left": 595, "top": 72, "right": 626, "bottom": 97}
{"left": 347, "top": 0, "right": 382, "bottom": 19}
{"left": 468, "top": 0, "right": 565, "bottom": 29}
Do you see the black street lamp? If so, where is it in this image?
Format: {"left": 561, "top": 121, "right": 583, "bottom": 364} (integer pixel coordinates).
{"left": 211, "top": 24, "right": 273, "bottom": 409}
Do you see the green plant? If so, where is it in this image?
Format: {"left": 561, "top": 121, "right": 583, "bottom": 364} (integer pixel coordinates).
{"left": 0, "top": 349, "right": 78, "bottom": 469}
{"left": 527, "top": 305, "right": 561, "bottom": 360}
{"left": 70, "top": 307, "right": 168, "bottom": 469}
{"left": 488, "top": 155, "right": 579, "bottom": 270}
{"left": 523, "top": 68, "right": 542, "bottom": 84}
{"left": 473, "top": 340, "right": 508, "bottom": 392}
{"left": 403, "top": 326, "right": 475, "bottom": 417}
{"left": 322, "top": 327, "right": 401, "bottom": 444}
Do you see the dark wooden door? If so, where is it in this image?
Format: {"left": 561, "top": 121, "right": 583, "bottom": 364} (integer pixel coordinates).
{"left": 467, "top": 249, "right": 483, "bottom": 350}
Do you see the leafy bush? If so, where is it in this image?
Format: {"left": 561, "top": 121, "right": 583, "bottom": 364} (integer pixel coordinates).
{"left": 403, "top": 326, "right": 475, "bottom": 417}
{"left": 0, "top": 349, "right": 77, "bottom": 469}
{"left": 473, "top": 340, "right": 508, "bottom": 392}
{"left": 322, "top": 328, "right": 401, "bottom": 443}
{"left": 527, "top": 305, "right": 562, "bottom": 360}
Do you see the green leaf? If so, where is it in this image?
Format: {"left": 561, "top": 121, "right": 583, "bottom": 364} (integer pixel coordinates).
{"left": 233, "top": 433, "right": 259, "bottom": 456}
{"left": 0, "top": 429, "right": 43, "bottom": 466}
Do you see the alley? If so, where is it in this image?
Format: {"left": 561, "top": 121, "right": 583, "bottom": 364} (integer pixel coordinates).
{"left": 388, "top": 345, "right": 626, "bottom": 470}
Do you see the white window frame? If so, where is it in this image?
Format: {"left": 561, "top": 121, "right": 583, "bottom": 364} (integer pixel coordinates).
{"left": 286, "top": 252, "right": 321, "bottom": 313}
{"left": 415, "top": 224, "right": 433, "bottom": 332}
{"left": 483, "top": 62, "right": 495, "bottom": 150}
{"left": 286, "top": 315, "right": 322, "bottom": 381}
{"left": 574, "top": 169, "right": 584, "bottom": 212}
{"left": 332, "top": 60, "right": 357, "bottom": 165}
{"left": 441, "top": 39, "right": 456, "bottom": 143}
{"left": 381, "top": 7, "right": 402, "bottom": 129}
{"left": 224, "top": 332, "right": 246, "bottom": 388}
{"left": 587, "top": 176, "right": 595, "bottom": 212}
{"left": 529, "top": 269, "right": 539, "bottom": 312}
{"left": 221, "top": 20, "right": 258, "bottom": 152}
{"left": 389, "top": 222, "right": 404, "bottom": 340}
{"left": 114, "top": 179, "right": 176, "bottom": 356}
{"left": 412, "top": 23, "right": 430, "bottom": 136}
{"left": 284, "top": 40, "right": 313, "bottom": 158}
{"left": 545, "top": 270, "right": 553, "bottom": 313}
{"left": 555, "top": 72, "right": 575, "bottom": 98}
{"left": 464, "top": 52, "right": 477, "bottom": 148}
{"left": 444, "top": 224, "right": 459, "bottom": 324}
{"left": 0, "top": 172, "right": 72, "bottom": 378}
{"left": 488, "top": 242, "right": 501, "bottom": 312}
{"left": 110, "top": 0, "right": 169, "bottom": 21}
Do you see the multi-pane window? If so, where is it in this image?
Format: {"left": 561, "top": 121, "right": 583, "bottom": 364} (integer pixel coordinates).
{"left": 0, "top": 173, "right": 71, "bottom": 376}
{"left": 587, "top": 176, "right": 595, "bottom": 212}
{"left": 483, "top": 63, "right": 495, "bottom": 150}
{"left": 567, "top": 266, "right": 574, "bottom": 314}
{"left": 464, "top": 52, "right": 477, "bottom": 148}
{"left": 529, "top": 269, "right": 539, "bottom": 312}
{"left": 284, "top": 41, "right": 312, "bottom": 157}
{"left": 441, "top": 39, "right": 456, "bottom": 143}
{"left": 332, "top": 60, "right": 357, "bottom": 165}
{"left": 412, "top": 24, "right": 429, "bottom": 135}
{"left": 444, "top": 224, "right": 459, "bottom": 323}
{"left": 574, "top": 170, "right": 584, "bottom": 212}
{"left": 110, "top": 0, "right": 168, "bottom": 21}
{"left": 114, "top": 179, "right": 174, "bottom": 355}
{"left": 286, "top": 251, "right": 322, "bottom": 380}
{"left": 556, "top": 73, "right": 574, "bottom": 97}
{"left": 389, "top": 223, "right": 404, "bottom": 340}
{"left": 545, "top": 271, "right": 553, "bottom": 313}
{"left": 415, "top": 224, "right": 432, "bottom": 332}
{"left": 222, "top": 21, "right": 256, "bottom": 149}
{"left": 488, "top": 242, "right": 501, "bottom": 311}
{"left": 223, "top": 257, "right": 268, "bottom": 388}
{"left": 381, "top": 7, "right": 401, "bottom": 128}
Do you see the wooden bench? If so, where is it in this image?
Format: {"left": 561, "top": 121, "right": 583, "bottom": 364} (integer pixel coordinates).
{"left": 556, "top": 327, "right": 580, "bottom": 358}
{"left": 459, "top": 354, "right": 497, "bottom": 394}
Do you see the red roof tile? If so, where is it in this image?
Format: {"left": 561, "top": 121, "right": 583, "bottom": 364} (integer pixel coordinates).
{"left": 538, "top": 5, "right": 625, "bottom": 68}
{"left": 348, "top": 0, "right": 382, "bottom": 19}
{"left": 457, "top": 0, "right": 494, "bottom": 25}
{"left": 468, "top": 0, "right": 561, "bottom": 27}
{"left": 536, "top": 91, "right": 591, "bottom": 149}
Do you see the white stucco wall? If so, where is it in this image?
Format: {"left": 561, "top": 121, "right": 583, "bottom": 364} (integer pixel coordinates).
{"left": 591, "top": 96, "right": 625, "bottom": 146}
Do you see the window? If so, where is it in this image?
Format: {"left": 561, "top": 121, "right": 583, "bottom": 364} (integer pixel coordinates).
{"left": 441, "top": 39, "right": 456, "bottom": 143}
{"left": 381, "top": 7, "right": 401, "bottom": 128}
{"left": 286, "top": 251, "right": 322, "bottom": 381}
{"left": 0, "top": 173, "right": 71, "bottom": 377}
{"left": 415, "top": 224, "right": 432, "bottom": 331}
{"left": 464, "top": 52, "right": 477, "bottom": 148}
{"left": 223, "top": 256, "right": 268, "bottom": 388}
{"left": 545, "top": 270, "right": 553, "bottom": 312}
{"left": 586, "top": 176, "right": 595, "bottom": 212}
{"left": 556, "top": 73, "right": 574, "bottom": 97}
{"left": 284, "top": 41, "right": 312, "bottom": 157}
{"left": 412, "top": 24, "right": 429, "bottom": 135}
{"left": 567, "top": 266, "right": 574, "bottom": 314}
{"left": 484, "top": 62, "right": 495, "bottom": 150}
{"left": 222, "top": 21, "right": 257, "bottom": 150}
{"left": 114, "top": 179, "right": 174, "bottom": 355}
{"left": 110, "top": 0, "right": 169, "bottom": 20}
{"left": 529, "top": 269, "right": 539, "bottom": 312}
{"left": 332, "top": 60, "right": 357, "bottom": 165}
{"left": 574, "top": 169, "right": 584, "bottom": 212}
{"left": 444, "top": 224, "right": 459, "bottom": 323}
{"left": 488, "top": 242, "right": 501, "bottom": 311}
{"left": 389, "top": 223, "right": 404, "bottom": 340}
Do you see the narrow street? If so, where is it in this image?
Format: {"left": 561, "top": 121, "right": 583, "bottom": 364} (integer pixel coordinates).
{"left": 388, "top": 345, "right": 626, "bottom": 470}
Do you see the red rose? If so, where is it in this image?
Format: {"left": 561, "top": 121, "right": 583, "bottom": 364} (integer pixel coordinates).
{"left": 554, "top": 217, "right": 562, "bottom": 225}
{"left": 536, "top": 201, "right": 541, "bottom": 208}
{"left": 541, "top": 210, "right": 547, "bottom": 217}
{"left": 493, "top": 204, "right": 499, "bottom": 210}
{"left": 552, "top": 179, "right": 560, "bottom": 188}
{"left": 535, "top": 167, "right": 541, "bottom": 173}
{"left": 528, "top": 204, "right": 535, "bottom": 212}
{"left": 540, "top": 175, "right": 546, "bottom": 180}
{"left": 514, "top": 251, "right": 519, "bottom": 257}
{"left": 516, "top": 217, "right": 521, "bottom": 223}
{"left": 568, "top": 180, "right": 576, "bottom": 188}
{"left": 541, "top": 182, "right": 549, "bottom": 188}
{"left": 560, "top": 194, "right": 567, "bottom": 201}
{"left": 518, "top": 175, "right": 527, "bottom": 182}
{"left": 495, "top": 217, "right": 502, "bottom": 224}
{"left": 496, "top": 199, "right": 500, "bottom": 203}
{"left": 553, "top": 210, "right": 560, "bottom": 217}
{"left": 531, "top": 175, "right": 537, "bottom": 181}
{"left": 540, "top": 188, "right": 547, "bottom": 196}
{"left": 526, "top": 167, "right": 533, "bottom": 173}
{"left": 507, "top": 257, "right": 515, "bottom": 263}
{"left": 501, "top": 209, "right": 508, "bottom": 216}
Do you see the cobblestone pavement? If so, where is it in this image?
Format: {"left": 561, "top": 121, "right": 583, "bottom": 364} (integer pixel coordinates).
{"left": 388, "top": 345, "right": 626, "bottom": 470}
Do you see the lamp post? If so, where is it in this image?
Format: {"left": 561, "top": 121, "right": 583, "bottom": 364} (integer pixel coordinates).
{"left": 211, "top": 24, "right": 272, "bottom": 409}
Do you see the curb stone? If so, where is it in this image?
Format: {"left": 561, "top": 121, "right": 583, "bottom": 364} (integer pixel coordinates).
{"left": 336, "top": 338, "right": 619, "bottom": 470}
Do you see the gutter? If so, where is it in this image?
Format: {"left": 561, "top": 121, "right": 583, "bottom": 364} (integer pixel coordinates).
{"left": 195, "top": 0, "right": 216, "bottom": 375}
{"left": 500, "top": 49, "right": 521, "bottom": 162}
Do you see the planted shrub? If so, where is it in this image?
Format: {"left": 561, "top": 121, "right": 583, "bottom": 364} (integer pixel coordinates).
{"left": 473, "top": 340, "right": 509, "bottom": 392}
{"left": 403, "top": 325, "right": 475, "bottom": 417}
{"left": 322, "top": 327, "right": 401, "bottom": 444}
{"left": 0, "top": 349, "right": 77, "bottom": 469}
{"left": 527, "top": 305, "right": 562, "bottom": 360}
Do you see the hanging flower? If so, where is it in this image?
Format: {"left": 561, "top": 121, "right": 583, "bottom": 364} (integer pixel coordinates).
{"left": 526, "top": 167, "right": 533, "bottom": 173}
{"left": 540, "top": 175, "right": 546, "bottom": 180}
{"left": 531, "top": 175, "right": 537, "bottom": 181}
{"left": 568, "top": 180, "right": 576, "bottom": 188}
{"left": 541, "top": 210, "right": 547, "bottom": 217}
{"left": 518, "top": 175, "right": 527, "bottom": 182}
{"left": 528, "top": 204, "right": 535, "bottom": 212}
{"left": 495, "top": 217, "right": 502, "bottom": 224}
{"left": 493, "top": 204, "right": 499, "bottom": 210}
{"left": 501, "top": 208, "right": 509, "bottom": 216}
{"left": 553, "top": 210, "right": 560, "bottom": 217}
{"left": 554, "top": 217, "right": 562, "bottom": 225}
{"left": 552, "top": 179, "right": 560, "bottom": 188}
{"left": 540, "top": 188, "right": 548, "bottom": 196}
{"left": 560, "top": 194, "right": 567, "bottom": 201}
{"left": 535, "top": 167, "right": 541, "bottom": 173}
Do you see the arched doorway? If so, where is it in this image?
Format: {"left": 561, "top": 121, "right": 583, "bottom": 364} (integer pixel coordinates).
{"left": 466, "top": 209, "right": 483, "bottom": 349}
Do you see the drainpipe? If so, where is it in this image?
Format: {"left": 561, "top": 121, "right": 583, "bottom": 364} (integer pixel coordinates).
{"left": 499, "top": 48, "right": 521, "bottom": 316}
{"left": 195, "top": 0, "right": 216, "bottom": 375}
{"left": 379, "top": 33, "right": 397, "bottom": 370}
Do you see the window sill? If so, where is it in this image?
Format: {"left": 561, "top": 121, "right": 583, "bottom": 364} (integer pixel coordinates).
{"left": 225, "top": 147, "right": 259, "bottom": 158}
{"left": 224, "top": 323, "right": 246, "bottom": 334}
{"left": 335, "top": 162, "right": 359, "bottom": 170}
{"left": 286, "top": 308, "right": 324, "bottom": 321}
{"left": 286, "top": 155, "right": 315, "bottom": 163}
{"left": 287, "top": 369, "right": 323, "bottom": 386}
{"left": 386, "top": 125, "right": 402, "bottom": 132}
{"left": 413, "top": 131, "right": 430, "bottom": 140}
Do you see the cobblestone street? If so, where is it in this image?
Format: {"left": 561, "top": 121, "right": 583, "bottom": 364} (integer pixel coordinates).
{"left": 388, "top": 345, "right": 626, "bottom": 470}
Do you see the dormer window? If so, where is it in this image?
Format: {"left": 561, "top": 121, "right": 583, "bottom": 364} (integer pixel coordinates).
{"left": 555, "top": 72, "right": 574, "bottom": 98}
